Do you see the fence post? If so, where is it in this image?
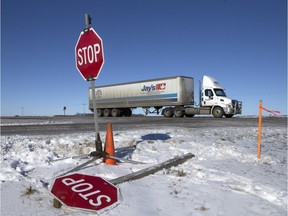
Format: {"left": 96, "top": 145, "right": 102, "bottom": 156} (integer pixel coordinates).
{"left": 257, "top": 100, "right": 263, "bottom": 159}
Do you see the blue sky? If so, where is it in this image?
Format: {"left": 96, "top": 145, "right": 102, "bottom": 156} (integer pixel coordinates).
{"left": 1, "top": 0, "right": 287, "bottom": 116}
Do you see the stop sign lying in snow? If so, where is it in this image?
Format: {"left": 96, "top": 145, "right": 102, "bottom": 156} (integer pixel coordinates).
{"left": 75, "top": 28, "right": 104, "bottom": 80}
{"left": 50, "top": 173, "right": 120, "bottom": 212}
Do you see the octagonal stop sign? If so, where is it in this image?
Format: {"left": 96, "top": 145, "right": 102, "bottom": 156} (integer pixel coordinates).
{"left": 75, "top": 28, "right": 104, "bottom": 80}
{"left": 50, "top": 173, "right": 120, "bottom": 212}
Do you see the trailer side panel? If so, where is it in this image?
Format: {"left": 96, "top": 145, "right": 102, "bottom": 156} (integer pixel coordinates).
{"left": 89, "top": 76, "right": 194, "bottom": 110}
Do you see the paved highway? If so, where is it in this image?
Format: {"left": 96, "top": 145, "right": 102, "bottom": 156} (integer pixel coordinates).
{"left": 1, "top": 116, "right": 286, "bottom": 136}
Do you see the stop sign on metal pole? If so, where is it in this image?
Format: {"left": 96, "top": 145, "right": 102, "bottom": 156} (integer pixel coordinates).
{"left": 50, "top": 173, "right": 120, "bottom": 213}
{"left": 75, "top": 28, "right": 104, "bottom": 80}
{"left": 75, "top": 14, "right": 104, "bottom": 151}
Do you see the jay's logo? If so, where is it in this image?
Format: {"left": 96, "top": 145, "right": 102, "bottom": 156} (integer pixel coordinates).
{"left": 141, "top": 83, "right": 166, "bottom": 92}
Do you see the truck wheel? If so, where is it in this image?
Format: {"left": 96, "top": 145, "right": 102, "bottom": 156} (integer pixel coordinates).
{"left": 118, "top": 109, "right": 124, "bottom": 117}
{"left": 103, "top": 109, "right": 111, "bottom": 117}
{"left": 185, "top": 114, "right": 195, "bottom": 118}
{"left": 123, "top": 108, "right": 132, "bottom": 117}
{"left": 111, "top": 109, "right": 120, "bottom": 117}
{"left": 212, "top": 107, "right": 224, "bottom": 118}
{"left": 97, "top": 109, "right": 103, "bottom": 117}
{"left": 163, "top": 108, "right": 173, "bottom": 118}
{"left": 174, "top": 107, "right": 184, "bottom": 118}
{"left": 224, "top": 114, "right": 234, "bottom": 118}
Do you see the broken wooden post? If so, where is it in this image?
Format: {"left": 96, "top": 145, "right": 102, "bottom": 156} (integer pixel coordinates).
{"left": 110, "top": 153, "right": 194, "bottom": 185}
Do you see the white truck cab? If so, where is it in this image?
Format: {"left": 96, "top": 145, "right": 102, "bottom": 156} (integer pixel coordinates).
{"left": 201, "top": 75, "right": 242, "bottom": 118}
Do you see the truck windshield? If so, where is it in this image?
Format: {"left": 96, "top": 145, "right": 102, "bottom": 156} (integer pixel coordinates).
{"left": 214, "top": 88, "right": 226, "bottom": 97}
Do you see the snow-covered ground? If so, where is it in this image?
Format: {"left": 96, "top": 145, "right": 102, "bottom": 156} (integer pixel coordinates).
{"left": 1, "top": 121, "right": 287, "bottom": 216}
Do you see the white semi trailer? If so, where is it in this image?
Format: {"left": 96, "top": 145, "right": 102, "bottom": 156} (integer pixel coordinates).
{"left": 88, "top": 75, "right": 242, "bottom": 118}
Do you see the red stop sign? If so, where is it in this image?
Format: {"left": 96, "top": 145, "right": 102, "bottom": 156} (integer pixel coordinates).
{"left": 75, "top": 28, "right": 104, "bottom": 80}
{"left": 50, "top": 174, "right": 120, "bottom": 212}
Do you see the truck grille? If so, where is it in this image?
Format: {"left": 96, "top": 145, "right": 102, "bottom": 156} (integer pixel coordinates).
{"left": 232, "top": 100, "right": 242, "bottom": 114}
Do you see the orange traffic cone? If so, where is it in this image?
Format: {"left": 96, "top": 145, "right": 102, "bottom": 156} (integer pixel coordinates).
{"left": 104, "top": 122, "right": 116, "bottom": 165}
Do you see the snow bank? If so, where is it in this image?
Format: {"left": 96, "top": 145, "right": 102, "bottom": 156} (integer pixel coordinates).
{"left": 1, "top": 126, "right": 287, "bottom": 216}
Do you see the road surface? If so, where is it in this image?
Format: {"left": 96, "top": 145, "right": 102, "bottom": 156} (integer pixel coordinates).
{"left": 1, "top": 116, "right": 286, "bottom": 136}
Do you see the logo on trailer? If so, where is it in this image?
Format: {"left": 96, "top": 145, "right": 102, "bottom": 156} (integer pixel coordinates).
{"left": 141, "top": 83, "right": 166, "bottom": 92}
{"left": 96, "top": 90, "right": 102, "bottom": 98}
{"left": 156, "top": 83, "right": 166, "bottom": 90}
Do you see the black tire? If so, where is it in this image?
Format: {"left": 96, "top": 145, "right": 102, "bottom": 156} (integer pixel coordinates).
{"left": 163, "top": 108, "right": 173, "bottom": 117}
{"left": 111, "top": 108, "right": 120, "bottom": 117}
{"left": 185, "top": 113, "right": 195, "bottom": 118}
{"left": 103, "top": 108, "right": 111, "bottom": 117}
{"left": 118, "top": 109, "right": 124, "bottom": 117}
{"left": 123, "top": 108, "right": 132, "bottom": 117}
{"left": 97, "top": 109, "right": 103, "bottom": 117}
{"left": 224, "top": 114, "right": 234, "bottom": 118}
{"left": 212, "top": 107, "right": 224, "bottom": 118}
{"left": 174, "top": 107, "right": 184, "bottom": 118}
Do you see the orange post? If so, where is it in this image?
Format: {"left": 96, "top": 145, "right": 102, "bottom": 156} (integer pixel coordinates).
{"left": 104, "top": 122, "right": 116, "bottom": 165}
{"left": 257, "top": 100, "right": 263, "bottom": 159}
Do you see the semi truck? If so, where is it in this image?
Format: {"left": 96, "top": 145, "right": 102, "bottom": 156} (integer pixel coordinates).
{"left": 88, "top": 75, "right": 242, "bottom": 118}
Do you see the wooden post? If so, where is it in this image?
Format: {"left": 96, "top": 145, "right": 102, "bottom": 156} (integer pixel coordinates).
{"left": 53, "top": 198, "right": 62, "bottom": 208}
{"left": 257, "top": 100, "right": 263, "bottom": 159}
{"left": 110, "top": 153, "right": 194, "bottom": 185}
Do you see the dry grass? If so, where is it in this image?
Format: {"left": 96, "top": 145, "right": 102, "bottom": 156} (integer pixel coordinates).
{"left": 195, "top": 202, "right": 209, "bottom": 211}
{"left": 22, "top": 186, "right": 38, "bottom": 197}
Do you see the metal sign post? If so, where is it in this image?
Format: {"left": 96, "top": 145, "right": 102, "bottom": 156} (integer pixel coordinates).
{"left": 85, "top": 14, "right": 102, "bottom": 152}
{"left": 75, "top": 13, "right": 104, "bottom": 152}
{"left": 89, "top": 78, "right": 102, "bottom": 152}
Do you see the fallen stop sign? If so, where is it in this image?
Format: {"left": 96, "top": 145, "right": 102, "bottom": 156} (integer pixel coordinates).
{"left": 75, "top": 28, "right": 104, "bottom": 80}
{"left": 50, "top": 173, "right": 120, "bottom": 212}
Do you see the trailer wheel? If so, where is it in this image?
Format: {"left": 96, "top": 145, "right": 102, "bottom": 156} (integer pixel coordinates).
{"left": 174, "top": 107, "right": 184, "bottom": 118}
{"left": 103, "top": 108, "right": 111, "bottom": 117}
{"left": 97, "top": 109, "right": 103, "bottom": 117}
{"left": 111, "top": 108, "right": 120, "bottom": 117}
{"left": 163, "top": 108, "right": 173, "bottom": 118}
{"left": 118, "top": 109, "right": 124, "bottom": 117}
{"left": 212, "top": 107, "right": 224, "bottom": 118}
{"left": 123, "top": 108, "right": 132, "bottom": 117}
